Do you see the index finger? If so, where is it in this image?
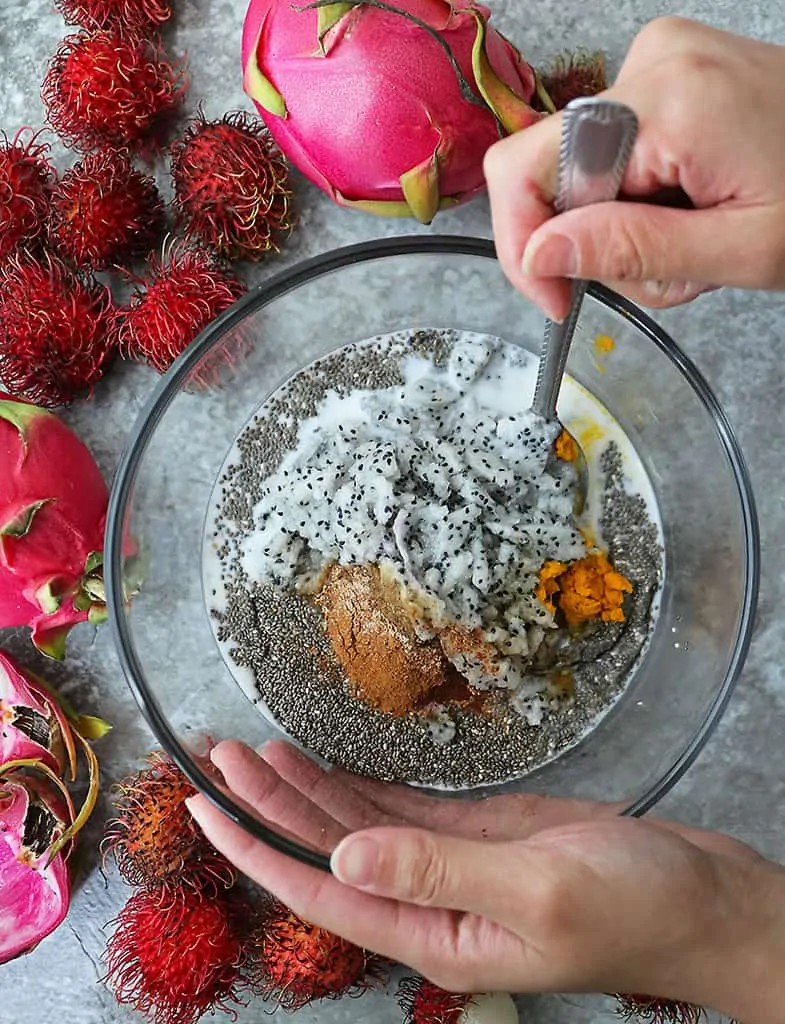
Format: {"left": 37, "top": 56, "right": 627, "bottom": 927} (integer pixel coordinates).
{"left": 483, "top": 111, "right": 571, "bottom": 321}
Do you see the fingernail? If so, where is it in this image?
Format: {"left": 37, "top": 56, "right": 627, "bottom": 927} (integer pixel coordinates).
{"left": 522, "top": 233, "right": 578, "bottom": 277}
{"left": 331, "top": 836, "right": 379, "bottom": 888}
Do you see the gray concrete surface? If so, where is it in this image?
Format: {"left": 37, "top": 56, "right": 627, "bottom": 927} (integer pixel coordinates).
{"left": 1, "top": 0, "right": 783, "bottom": 1021}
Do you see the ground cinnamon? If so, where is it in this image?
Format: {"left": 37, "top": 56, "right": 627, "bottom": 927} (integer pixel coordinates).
{"left": 316, "top": 564, "right": 481, "bottom": 716}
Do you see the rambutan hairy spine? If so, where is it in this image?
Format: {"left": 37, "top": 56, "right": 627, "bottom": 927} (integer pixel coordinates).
{"left": 250, "top": 899, "right": 388, "bottom": 1011}
{"left": 102, "top": 749, "right": 236, "bottom": 891}
{"left": 48, "top": 148, "right": 166, "bottom": 271}
{"left": 397, "top": 975, "right": 472, "bottom": 1024}
{"left": 115, "top": 241, "right": 246, "bottom": 375}
{"left": 0, "top": 127, "right": 56, "bottom": 262}
{"left": 104, "top": 885, "right": 249, "bottom": 1024}
{"left": 42, "top": 30, "right": 188, "bottom": 154}
{"left": 539, "top": 50, "right": 608, "bottom": 111}
{"left": 614, "top": 994, "right": 709, "bottom": 1024}
{"left": 0, "top": 251, "right": 116, "bottom": 407}
{"left": 53, "top": 0, "right": 172, "bottom": 32}
{"left": 170, "top": 110, "right": 294, "bottom": 262}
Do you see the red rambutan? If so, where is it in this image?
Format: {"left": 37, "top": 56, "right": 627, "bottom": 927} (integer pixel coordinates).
{"left": 0, "top": 251, "right": 116, "bottom": 407}
{"left": 53, "top": 0, "right": 172, "bottom": 32}
{"left": 103, "top": 749, "right": 236, "bottom": 891}
{"left": 170, "top": 110, "right": 294, "bottom": 262}
{"left": 48, "top": 149, "right": 165, "bottom": 271}
{"left": 614, "top": 994, "right": 707, "bottom": 1024}
{"left": 397, "top": 978, "right": 519, "bottom": 1024}
{"left": 42, "top": 30, "right": 187, "bottom": 154}
{"left": 251, "top": 899, "right": 387, "bottom": 1010}
{"left": 116, "top": 243, "right": 246, "bottom": 374}
{"left": 398, "top": 977, "right": 474, "bottom": 1024}
{"left": 104, "top": 886, "right": 247, "bottom": 1024}
{"left": 539, "top": 50, "right": 608, "bottom": 111}
{"left": 0, "top": 128, "right": 55, "bottom": 262}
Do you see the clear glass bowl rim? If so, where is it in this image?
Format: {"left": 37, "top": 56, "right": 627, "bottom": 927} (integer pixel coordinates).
{"left": 105, "top": 234, "right": 760, "bottom": 873}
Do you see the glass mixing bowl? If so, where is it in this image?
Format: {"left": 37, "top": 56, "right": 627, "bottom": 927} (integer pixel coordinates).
{"left": 106, "top": 236, "right": 759, "bottom": 871}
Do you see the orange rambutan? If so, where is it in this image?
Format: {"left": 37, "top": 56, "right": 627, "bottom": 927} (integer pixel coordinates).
{"left": 103, "top": 749, "right": 235, "bottom": 891}
{"left": 398, "top": 977, "right": 475, "bottom": 1024}
{"left": 397, "top": 978, "right": 521, "bottom": 1024}
{"left": 251, "top": 899, "right": 387, "bottom": 1010}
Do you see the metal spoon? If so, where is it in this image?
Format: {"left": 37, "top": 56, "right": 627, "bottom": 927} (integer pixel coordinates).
{"left": 531, "top": 97, "right": 639, "bottom": 511}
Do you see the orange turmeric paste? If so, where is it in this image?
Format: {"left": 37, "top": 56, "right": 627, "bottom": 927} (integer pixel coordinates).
{"left": 536, "top": 553, "right": 633, "bottom": 626}
{"left": 554, "top": 429, "right": 578, "bottom": 462}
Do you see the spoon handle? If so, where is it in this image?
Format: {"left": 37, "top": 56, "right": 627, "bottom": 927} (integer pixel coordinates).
{"left": 531, "top": 98, "right": 639, "bottom": 421}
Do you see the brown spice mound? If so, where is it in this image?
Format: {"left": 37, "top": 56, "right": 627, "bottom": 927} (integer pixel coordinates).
{"left": 316, "top": 564, "right": 480, "bottom": 716}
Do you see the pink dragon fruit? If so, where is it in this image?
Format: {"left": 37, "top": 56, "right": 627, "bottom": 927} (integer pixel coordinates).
{"left": 0, "top": 651, "right": 75, "bottom": 776}
{"left": 241, "top": 0, "right": 541, "bottom": 223}
{"left": 0, "top": 650, "right": 108, "bottom": 962}
{"left": 0, "top": 768, "right": 72, "bottom": 963}
{"left": 0, "top": 394, "right": 109, "bottom": 660}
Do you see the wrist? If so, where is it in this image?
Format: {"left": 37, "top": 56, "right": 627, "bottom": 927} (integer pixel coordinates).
{"left": 682, "top": 854, "right": 785, "bottom": 1023}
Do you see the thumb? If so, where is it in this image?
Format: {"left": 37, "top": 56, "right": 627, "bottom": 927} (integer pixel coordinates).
{"left": 521, "top": 202, "right": 784, "bottom": 291}
{"left": 331, "top": 826, "right": 533, "bottom": 919}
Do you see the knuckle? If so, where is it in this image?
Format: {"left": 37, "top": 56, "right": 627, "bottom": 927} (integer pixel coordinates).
{"left": 402, "top": 834, "right": 450, "bottom": 905}
{"left": 420, "top": 961, "right": 472, "bottom": 993}
{"left": 482, "top": 139, "right": 505, "bottom": 184}
{"left": 622, "top": 279, "right": 682, "bottom": 309}
{"left": 587, "top": 218, "right": 648, "bottom": 282}
{"left": 414, "top": 912, "right": 488, "bottom": 990}
{"left": 666, "top": 50, "right": 729, "bottom": 105}
{"left": 638, "top": 285, "right": 680, "bottom": 309}
{"left": 483, "top": 134, "right": 519, "bottom": 187}
{"left": 632, "top": 15, "right": 695, "bottom": 55}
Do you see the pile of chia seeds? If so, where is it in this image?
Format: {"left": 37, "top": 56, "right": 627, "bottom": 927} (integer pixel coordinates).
{"left": 206, "top": 329, "right": 663, "bottom": 789}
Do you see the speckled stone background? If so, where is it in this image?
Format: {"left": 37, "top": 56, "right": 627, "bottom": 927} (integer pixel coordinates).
{"left": 1, "top": 1, "right": 783, "bottom": 1022}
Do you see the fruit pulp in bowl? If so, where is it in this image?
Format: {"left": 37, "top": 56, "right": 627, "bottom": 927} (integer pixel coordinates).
{"left": 106, "top": 237, "right": 759, "bottom": 871}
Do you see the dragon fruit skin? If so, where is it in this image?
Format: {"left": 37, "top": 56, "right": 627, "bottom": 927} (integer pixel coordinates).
{"left": 0, "top": 395, "right": 109, "bottom": 660}
{"left": 0, "top": 771, "right": 70, "bottom": 964}
{"left": 0, "top": 650, "right": 73, "bottom": 776}
{"left": 242, "top": 0, "right": 540, "bottom": 223}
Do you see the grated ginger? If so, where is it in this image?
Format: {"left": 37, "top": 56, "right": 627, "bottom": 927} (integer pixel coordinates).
{"left": 536, "top": 552, "right": 633, "bottom": 626}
